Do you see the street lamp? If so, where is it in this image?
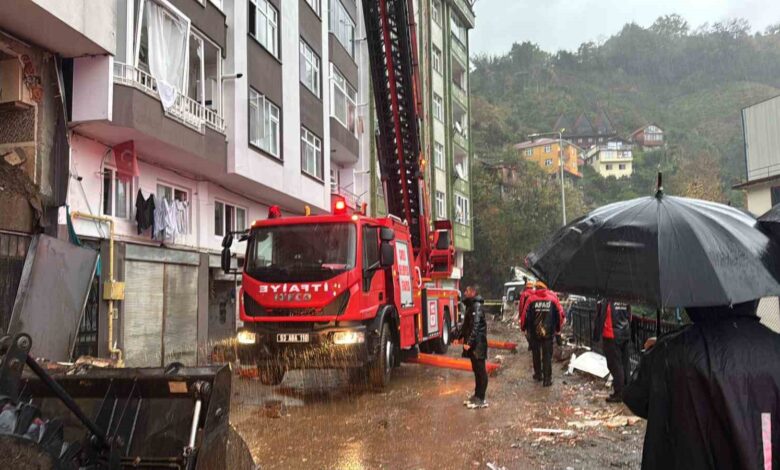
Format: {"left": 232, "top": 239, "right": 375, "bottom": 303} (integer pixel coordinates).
{"left": 528, "top": 129, "right": 567, "bottom": 226}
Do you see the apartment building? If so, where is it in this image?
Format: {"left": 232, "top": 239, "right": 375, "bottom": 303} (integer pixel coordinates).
{"left": 370, "top": 0, "right": 475, "bottom": 283}
{"left": 53, "top": 0, "right": 373, "bottom": 366}
{"left": 585, "top": 138, "right": 634, "bottom": 179}
{"left": 514, "top": 138, "right": 583, "bottom": 178}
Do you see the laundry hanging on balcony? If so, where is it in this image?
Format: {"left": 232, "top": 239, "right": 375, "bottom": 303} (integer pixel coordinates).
{"left": 145, "top": 0, "right": 190, "bottom": 111}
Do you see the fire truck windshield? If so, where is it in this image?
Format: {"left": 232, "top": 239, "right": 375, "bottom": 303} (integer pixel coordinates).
{"left": 246, "top": 223, "right": 357, "bottom": 282}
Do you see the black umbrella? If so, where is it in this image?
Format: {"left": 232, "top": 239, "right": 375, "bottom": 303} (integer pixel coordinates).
{"left": 758, "top": 204, "right": 780, "bottom": 238}
{"left": 526, "top": 181, "right": 780, "bottom": 328}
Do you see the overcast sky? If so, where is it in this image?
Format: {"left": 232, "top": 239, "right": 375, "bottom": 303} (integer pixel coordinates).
{"left": 471, "top": 0, "right": 780, "bottom": 55}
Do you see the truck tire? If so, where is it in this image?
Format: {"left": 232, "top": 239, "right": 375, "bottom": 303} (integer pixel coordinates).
{"left": 431, "top": 312, "right": 451, "bottom": 355}
{"left": 258, "top": 366, "right": 285, "bottom": 386}
{"left": 368, "top": 322, "right": 393, "bottom": 389}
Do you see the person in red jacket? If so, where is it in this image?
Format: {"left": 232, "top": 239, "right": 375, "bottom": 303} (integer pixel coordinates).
{"left": 521, "top": 282, "right": 565, "bottom": 386}
{"left": 593, "top": 300, "right": 632, "bottom": 402}
{"left": 517, "top": 280, "right": 535, "bottom": 350}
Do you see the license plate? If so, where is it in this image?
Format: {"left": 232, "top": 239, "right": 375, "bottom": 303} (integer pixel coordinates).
{"left": 277, "top": 333, "right": 310, "bottom": 343}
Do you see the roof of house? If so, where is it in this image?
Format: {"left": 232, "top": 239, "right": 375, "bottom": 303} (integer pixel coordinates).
{"left": 592, "top": 108, "right": 616, "bottom": 135}
{"left": 630, "top": 123, "right": 664, "bottom": 137}
{"left": 573, "top": 114, "right": 595, "bottom": 135}
{"left": 514, "top": 138, "right": 582, "bottom": 151}
{"left": 553, "top": 114, "right": 574, "bottom": 133}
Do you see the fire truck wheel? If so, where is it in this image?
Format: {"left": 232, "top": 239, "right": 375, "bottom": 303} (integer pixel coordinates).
{"left": 258, "top": 366, "right": 285, "bottom": 386}
{"left": 418, "top": 341, "right": 432, "bottom": 354}
{"left": 368, "top": 322, "right": 393, "bottom": 389}
{"left": 431, "top": 313, "right": 451, "bottom": 355}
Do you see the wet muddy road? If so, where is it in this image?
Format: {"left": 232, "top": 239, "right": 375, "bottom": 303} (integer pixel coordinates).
{"left": 231, "top": 323, "right": 644, "bottom": 469}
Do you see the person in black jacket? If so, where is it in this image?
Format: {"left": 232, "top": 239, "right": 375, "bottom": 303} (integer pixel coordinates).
{"left": 623, "top": 300, "right": 780, "bottom": 470}
{"left": 593, "top": 300, "right": 632, "bottom": 403}
{"left": 460, "top": 285, "right": 488, "bottom": 409}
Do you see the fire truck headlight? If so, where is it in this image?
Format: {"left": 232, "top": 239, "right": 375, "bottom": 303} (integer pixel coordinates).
{"left": 237, "top": 330, "right": 257, "bottom": 345}
{"left": 333, "top": 331, "right": 365, "bottom": 345}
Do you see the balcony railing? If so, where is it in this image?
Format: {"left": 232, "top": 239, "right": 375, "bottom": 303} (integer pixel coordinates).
{"left": 334, "top": 185, "right": 362, "bottom": 209}
{"left": 113, "top": 62, "right": 225, "bottom": 134}
{"left": 453, "top": 129, "right": 468, "bottom": 150}
{"left": 452, "top": 84, "right": 468, "bottom": 108}
{"left": 450, "top": 36, "right": 468, "bottom": 67}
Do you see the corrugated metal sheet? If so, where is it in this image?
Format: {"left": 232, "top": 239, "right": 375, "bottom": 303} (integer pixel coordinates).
{"left": 163, "top": 264, "right": 198, "bottom": 366}
{"left": 743, "top": 96, "right": 780, "bottom": 181}
{"left": 123, "top": 261, "right": 164, "bottom": 367}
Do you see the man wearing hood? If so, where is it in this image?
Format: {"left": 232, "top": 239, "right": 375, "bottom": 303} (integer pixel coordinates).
{"left": 623, "top": 300, "right": 780, "bottom": 469}
{"left": 460, "top": 285, "right": 488, "bottom": 409}
{"left": 521, "top": 282, "right": 564, "bottom": 386}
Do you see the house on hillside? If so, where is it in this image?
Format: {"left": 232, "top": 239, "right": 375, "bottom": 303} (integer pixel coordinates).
{"left": 630, "top": 124, "right": 665, "bottom": 149}
{"left": 553, "top": 108, "right": 618, "bottom": 149}
{"left": 514, "top": 138, "right": 582, "bottom": 178}
{"left": 585, "top": 138, "right": 634, "bottom": 178}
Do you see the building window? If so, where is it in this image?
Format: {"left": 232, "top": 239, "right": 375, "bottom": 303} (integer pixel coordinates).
{"left": 301, "top": 127, "right": 323, "bottom": 179}
{"left": 249, "top": 88, "right": 281, "bottom": 158}
{"left": 435, "top": 191, "right": 446, "bottom": 219}
{"left": 618, "top": 164, "right": 626, "bottom": 170}
{"left": 433, "top": 93, "right": 443, "bottom": 121}
{"left": 451, "top": 13, "right": 467, "bottom": 44}
{"left": 215, "top": 201, "right": 247, "bottom": 237}
{"left": 455, "top": 194, "right": 470, "bottom": 225}
{"left": 249, "top": 0, "right": 279, "bottom": 58}
{"left": 330, "top": 0, "right": 355, "bottom": 57}
{"left": 330, "top": 168, "right": 339, "bottom": 190}
{"left": 524, "top": 148, "right": 532, "bottom": 157}
{"left": 605, "top": 164, "right": 613, "bottom": 170}
{"left": 432, "top": 0, "right": 442, "bottom": 26}
{"left": 305, "top": 0, "right": 321, "bottom": 16}
{"left": 455, "top": 156, "right": 468, "bottom": 180}
{"left": 544, "top": 145, "right": 552, "bottom": 153}
{"left": 432, "top": 45, "right": 442, "bottom": 74}
{"left": 156, "top": 183, "right": 190, "bottom": 233}
{"left": 331, "top": 64, "right": 357, "bottom": 133}
{"left": 300, "top": 40, "right": 321, "bottom": 97}
{"left": 544, "top": 159, "right": 553, "bottom": 166}
{"left": 186, "top": 30, "right": 222, "bottom": 113}
{"left": 102, "top": 168, "right": 131, "bottom": 219}
{"left": 434, "top": 142, "right": 445, "bottom": 169}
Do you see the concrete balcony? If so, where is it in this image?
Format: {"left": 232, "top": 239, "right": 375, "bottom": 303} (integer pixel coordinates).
{"left": 114, "top": 63, "right": 226, "bottom": 134}
{"left": 449, "top": 0, "right": 476, "bottom": 28}
{"left": 450, "top": 36, "right": 468, "bottom": 67}
{"left": 1, "top": 0, "right": 115, "bottom": 56}
{"left": 452, "top": 84, "right": 468, "bottom": 109}
{"left": 72, "top": 59, "right": 227, "bottom": 180}
{"left": 453, "top": 129, "right": 468, "bottom": 152}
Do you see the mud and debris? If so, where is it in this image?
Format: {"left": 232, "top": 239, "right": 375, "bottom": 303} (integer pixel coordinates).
{"left": 231, "top": 322, "right": 644, "bottom": 469}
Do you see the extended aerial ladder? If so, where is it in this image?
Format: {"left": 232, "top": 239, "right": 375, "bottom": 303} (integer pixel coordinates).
{"left": 362, "top": 0, "right": 454, "bottom": 278}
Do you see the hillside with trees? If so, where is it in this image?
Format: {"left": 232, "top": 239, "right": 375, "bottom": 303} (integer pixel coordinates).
{"left": 463, "top": 15, "right": 780, "bottom": 295}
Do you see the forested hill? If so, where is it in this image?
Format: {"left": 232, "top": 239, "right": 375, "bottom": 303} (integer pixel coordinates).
{"left": 469, "top": 15, "right": 780, "bottom": 203}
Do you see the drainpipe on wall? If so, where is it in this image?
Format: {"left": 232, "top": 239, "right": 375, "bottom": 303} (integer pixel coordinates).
{"left": 70, "top": 212, "right": 124, "bottom": 365}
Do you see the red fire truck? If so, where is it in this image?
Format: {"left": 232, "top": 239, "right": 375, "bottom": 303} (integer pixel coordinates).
{"left": 222, "top": 0, "right": 461, "bottom": 388}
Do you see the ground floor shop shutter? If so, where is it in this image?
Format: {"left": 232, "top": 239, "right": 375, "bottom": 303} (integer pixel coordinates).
{"left": 123, "top": 257, "right": 198, "bottom": 367}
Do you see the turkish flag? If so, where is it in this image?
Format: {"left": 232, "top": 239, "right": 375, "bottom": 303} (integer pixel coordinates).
{"left": 113, "top": 141, "right": 139, "bottom": 182}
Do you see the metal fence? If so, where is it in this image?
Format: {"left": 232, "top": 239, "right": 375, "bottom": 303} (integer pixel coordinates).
{"left": 0, "top": 232, "right": 30, "bottom": 332}
{"left": 568, "top": 301, "right": 684, "bottom": 371}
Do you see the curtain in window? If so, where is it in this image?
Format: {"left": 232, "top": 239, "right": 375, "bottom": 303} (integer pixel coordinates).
{"left": 146, "top": 1, "right": 190, "bottom": 110}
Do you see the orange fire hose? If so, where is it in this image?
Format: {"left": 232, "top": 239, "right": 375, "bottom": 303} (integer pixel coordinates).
{"left": 453, "top": 339, "right": 518, "bottom": 352}
{"left": 405, "top": 353, "right": 501, "bottom": 376}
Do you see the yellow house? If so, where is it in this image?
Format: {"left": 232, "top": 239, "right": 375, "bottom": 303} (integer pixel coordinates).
{"left": 585, "top": 139, "right": 634, "bottom": 179}
{"left": 514, "top": 138, "right": 582, "bottom": 177}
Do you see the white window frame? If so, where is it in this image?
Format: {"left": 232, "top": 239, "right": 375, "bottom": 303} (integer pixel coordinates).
{"left": 619, "top": 164, "right": 626, "bottom": 170}
{"left": 524, "top": 148, "right": 532, "bottom": 157}
{"left": 544, "top": 159, "right": 553, "bottom": 166}
{"left": 544, "top": 145, "right": 552, "bottom": 153}
{"left": 330, "top": 64, "right": 357, "bottom": 134}
{"left": 214, "top": 200, "right": 247, "bottom": 237}
{"left": 450, "top": 13, "right": 467, "bottom": 44}
{"left": 455, "top": 194, "right": 470, "bottom": 226}
{"left": 249, "top": 88, "right": 281, "bottom": 158}
{"left": 156, "top": 182, "right": 191, "bottom": 234}
{"left": 432, "top": 45, "right": 442, "bottom": 74}
{"left": 432, "top": 0, "right": 442, "bottom": 26}
{"left": 300, "top": 39, "right": 321, "bottom": 98}
{"left": 434, "top": 141, "right": 445, "bottom": 169}
{"left": 330, "top": 0, "right": 355, "bottom": 57}
{"left": 249, "top": 0, "right": 279, "bottom": 58}
{"left": 102, "top": 167, "right": 132, "bottom": 220}
{"left": 301, "top": 127, "right": 323, "bottom": 180}
{"left": 435, "top": 191, "right": 446, "bottom": 220}
{"left": 605, "top": 164, "right": 613, "bottom": 170}
{"left": 433, "top": 93, "right": 443, "bottom": 121}
{"left": 208, "top": 0, "right": 222, "bottom": 9}
{"left": 133, "top": 0, "right": 192, "bottom": 80}
{"left": 305, "top": 0, "right": 321, "bottom": 16}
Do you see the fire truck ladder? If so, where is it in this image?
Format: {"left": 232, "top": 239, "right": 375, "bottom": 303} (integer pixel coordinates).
{"left": 362, "top": 0, "right": 425, "bottom": 254}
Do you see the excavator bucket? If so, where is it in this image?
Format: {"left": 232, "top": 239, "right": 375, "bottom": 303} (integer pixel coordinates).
{"left": 428, "top": 220, "right": 455, "bottom": 278}
{"left": 0, "top": 334, "right": 255, "bottom": 470}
